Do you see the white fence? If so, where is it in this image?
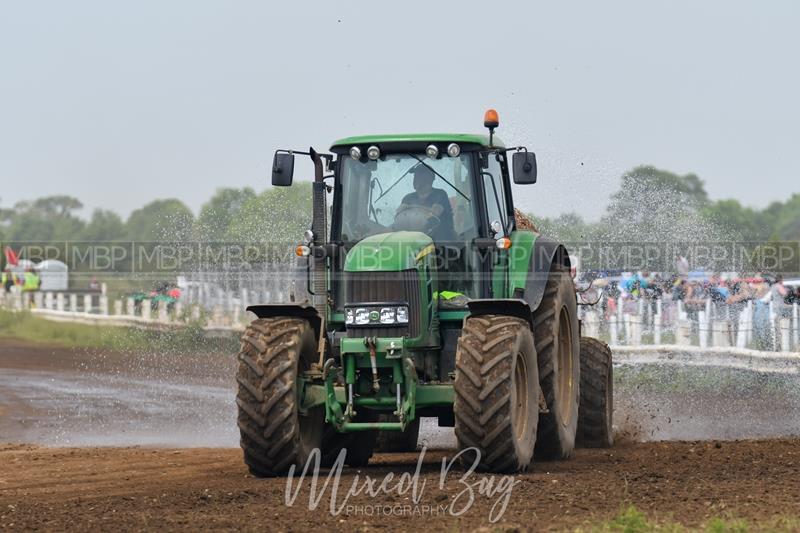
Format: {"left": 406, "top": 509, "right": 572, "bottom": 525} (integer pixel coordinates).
{"left": 0, "top": 264, "right": 303, "bottom": 332}
{"left": 4, "top": 285, "right": 800, "bottom": 354}
{"left": 176, "top": 266, "right": 303, "bottom": 313}
{"left": 1, "top": 288, "right": 244, "bottom": 334}
{"left": 613, "top": 345, "right": 800, "bottom": 374}
{"left": 580, "top": 296, "right": 800, "bottom": 353}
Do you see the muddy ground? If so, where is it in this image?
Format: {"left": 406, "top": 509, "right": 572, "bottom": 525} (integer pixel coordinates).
{"left": 2, "top": 440, "right": 799, "bottom": 531}
{"left": 1, "top": 338, "right": 799, "bottom": 530}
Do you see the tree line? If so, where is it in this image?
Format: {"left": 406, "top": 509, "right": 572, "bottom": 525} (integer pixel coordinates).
{"left": 536, "top": 165, "right": 799, "bottom": 245}
{"left": 1, "top": 165, "right": 798, "bottom": 250}
{"left": 0, "top": 183, "right": 313, "bottom": 246}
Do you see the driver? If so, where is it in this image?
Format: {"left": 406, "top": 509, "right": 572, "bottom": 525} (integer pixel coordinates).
{"left": 399, "top": 165, "right": 455, "bottom": 241}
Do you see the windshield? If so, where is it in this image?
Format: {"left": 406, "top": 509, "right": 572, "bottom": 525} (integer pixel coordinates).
{"left": 339, "top": 154, "right": 477, "bottom": 243}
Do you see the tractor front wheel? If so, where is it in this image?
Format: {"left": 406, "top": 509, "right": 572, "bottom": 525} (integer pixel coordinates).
{"left": 454, "top": 315, "right": 539, "bottom": 473}
{"left": 236, "top": 317, "right": 324, "bottom": 477}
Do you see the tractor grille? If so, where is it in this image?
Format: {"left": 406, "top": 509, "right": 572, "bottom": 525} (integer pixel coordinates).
{"left": 344, "top": 270, "right": 422, "bottom": 338}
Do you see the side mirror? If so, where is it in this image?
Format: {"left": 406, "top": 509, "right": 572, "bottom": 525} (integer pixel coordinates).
{"left": 512, "top": 151, "right": 537, "bottom": 184}
{"left": 271, "top": 152, "right": 295, "bottom": 186}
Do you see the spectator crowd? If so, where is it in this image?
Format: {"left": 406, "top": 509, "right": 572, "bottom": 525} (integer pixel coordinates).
{"left": 579, "top": 266, "right": 800, "bottom": 349}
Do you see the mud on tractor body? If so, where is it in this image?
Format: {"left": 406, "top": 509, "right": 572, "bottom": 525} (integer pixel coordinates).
{"left": 235, "top": 111, "right": 613, "bottom": 477}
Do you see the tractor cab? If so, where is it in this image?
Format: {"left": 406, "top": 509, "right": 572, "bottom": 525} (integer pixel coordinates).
{"left": 272, "top": 111, "right": 538, "bottom": 313}
{"left": 331, "top": 133, "right": 515, "bottom": 305}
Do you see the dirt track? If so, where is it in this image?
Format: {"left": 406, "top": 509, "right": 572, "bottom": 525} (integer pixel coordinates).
{"left": 2, "top": 440, "right": 799, "bottom": 531}
{"left": 1, "top": 338, "right": 800, "bottom": 530}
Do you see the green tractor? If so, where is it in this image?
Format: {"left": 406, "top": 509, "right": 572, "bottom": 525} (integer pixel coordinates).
{"left": 236, "top": 110, "right": 613, "bottom": 476}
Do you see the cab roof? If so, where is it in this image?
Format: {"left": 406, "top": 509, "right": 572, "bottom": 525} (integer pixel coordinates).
{"left": 330, "top": 133, "right": 504, "bottom": 150}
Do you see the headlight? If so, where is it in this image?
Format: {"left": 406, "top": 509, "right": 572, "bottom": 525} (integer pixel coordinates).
{"left": 425, "top": 144, "right": 439, "bottom": 159}
{"left": 447, "top": 143, "right": 460, "bottom": 157}
{"left": 396, "top": 306, "right": 409, "bottom": 323}
{"left": 350, "top": 146, "right": 362, "bottom": 160}
{"left": 380, "top": 307, "right": 395, "bottom": 324}
{"left": 367, "top": 145, "right": 380, "bottom": 160}
{"left": 345, "top": 305, "right": 410, "bottom": 325}
{"left": 355, "top": 308, "right": 370, "bottom": 325}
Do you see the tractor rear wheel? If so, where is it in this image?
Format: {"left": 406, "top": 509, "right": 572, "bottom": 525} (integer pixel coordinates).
{"left": 235, "top": 317, "right": 324, "bottom": 477}
{"left": 375, "top": 415, "right": 420, "bottom": 453}
{"left": 576, "top": 337, "right": 614, "bottom": 448}
{"left": 532, "top": 264, "right": 580, "bottom": 460}
{"left": 454, "top": 315, "right": 539, "bottom": 473}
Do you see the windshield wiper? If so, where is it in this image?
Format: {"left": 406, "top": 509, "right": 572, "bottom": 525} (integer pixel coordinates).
{"left": 374, "top": 164, "right": 416, "bottom": 203}
{"left": 367, "top": 178, "right": 380, "bottom": 223}
{"left": 409, "top": 155, "right": 470, "bottom": 202}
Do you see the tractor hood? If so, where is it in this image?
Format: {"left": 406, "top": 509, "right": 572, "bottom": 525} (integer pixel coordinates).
{"left": 343, "top": 231, "right": 434, "bottom": 272}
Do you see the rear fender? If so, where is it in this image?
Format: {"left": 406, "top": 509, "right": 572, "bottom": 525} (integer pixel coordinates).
{"left": 516, "top": 236, "right": 571, "bottom": 313}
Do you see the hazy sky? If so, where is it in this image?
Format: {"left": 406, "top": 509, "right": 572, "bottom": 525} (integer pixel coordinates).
{"left": 1, "top": 1, "right": 798, "bottom": 222}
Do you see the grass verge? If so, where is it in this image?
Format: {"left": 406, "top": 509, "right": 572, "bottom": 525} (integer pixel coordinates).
{"left": 0, "top": 309, "right": 239, "bottom": 354}
{"left": 572, "top": 505, "right": 799, "bottom": 532}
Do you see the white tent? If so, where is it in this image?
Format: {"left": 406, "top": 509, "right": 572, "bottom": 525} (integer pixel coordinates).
{"left": 34, "top": 259, "right": 69, "bottom": 291}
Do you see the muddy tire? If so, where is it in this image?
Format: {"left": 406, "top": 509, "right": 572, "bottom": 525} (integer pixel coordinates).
{"left": 454, "top": 315, "right": 539, "bottom": 473}
{"left": 375, "top": 416, "right": 420, "bottom": 453}
{"left": 532, "top": 264, "right": 580, "bottom": 460}
{"left": 235, "top": 317, "right": 324, "bottom": 477}
{"left": 576, "top": 337, "right": 614, "bottom": 448}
